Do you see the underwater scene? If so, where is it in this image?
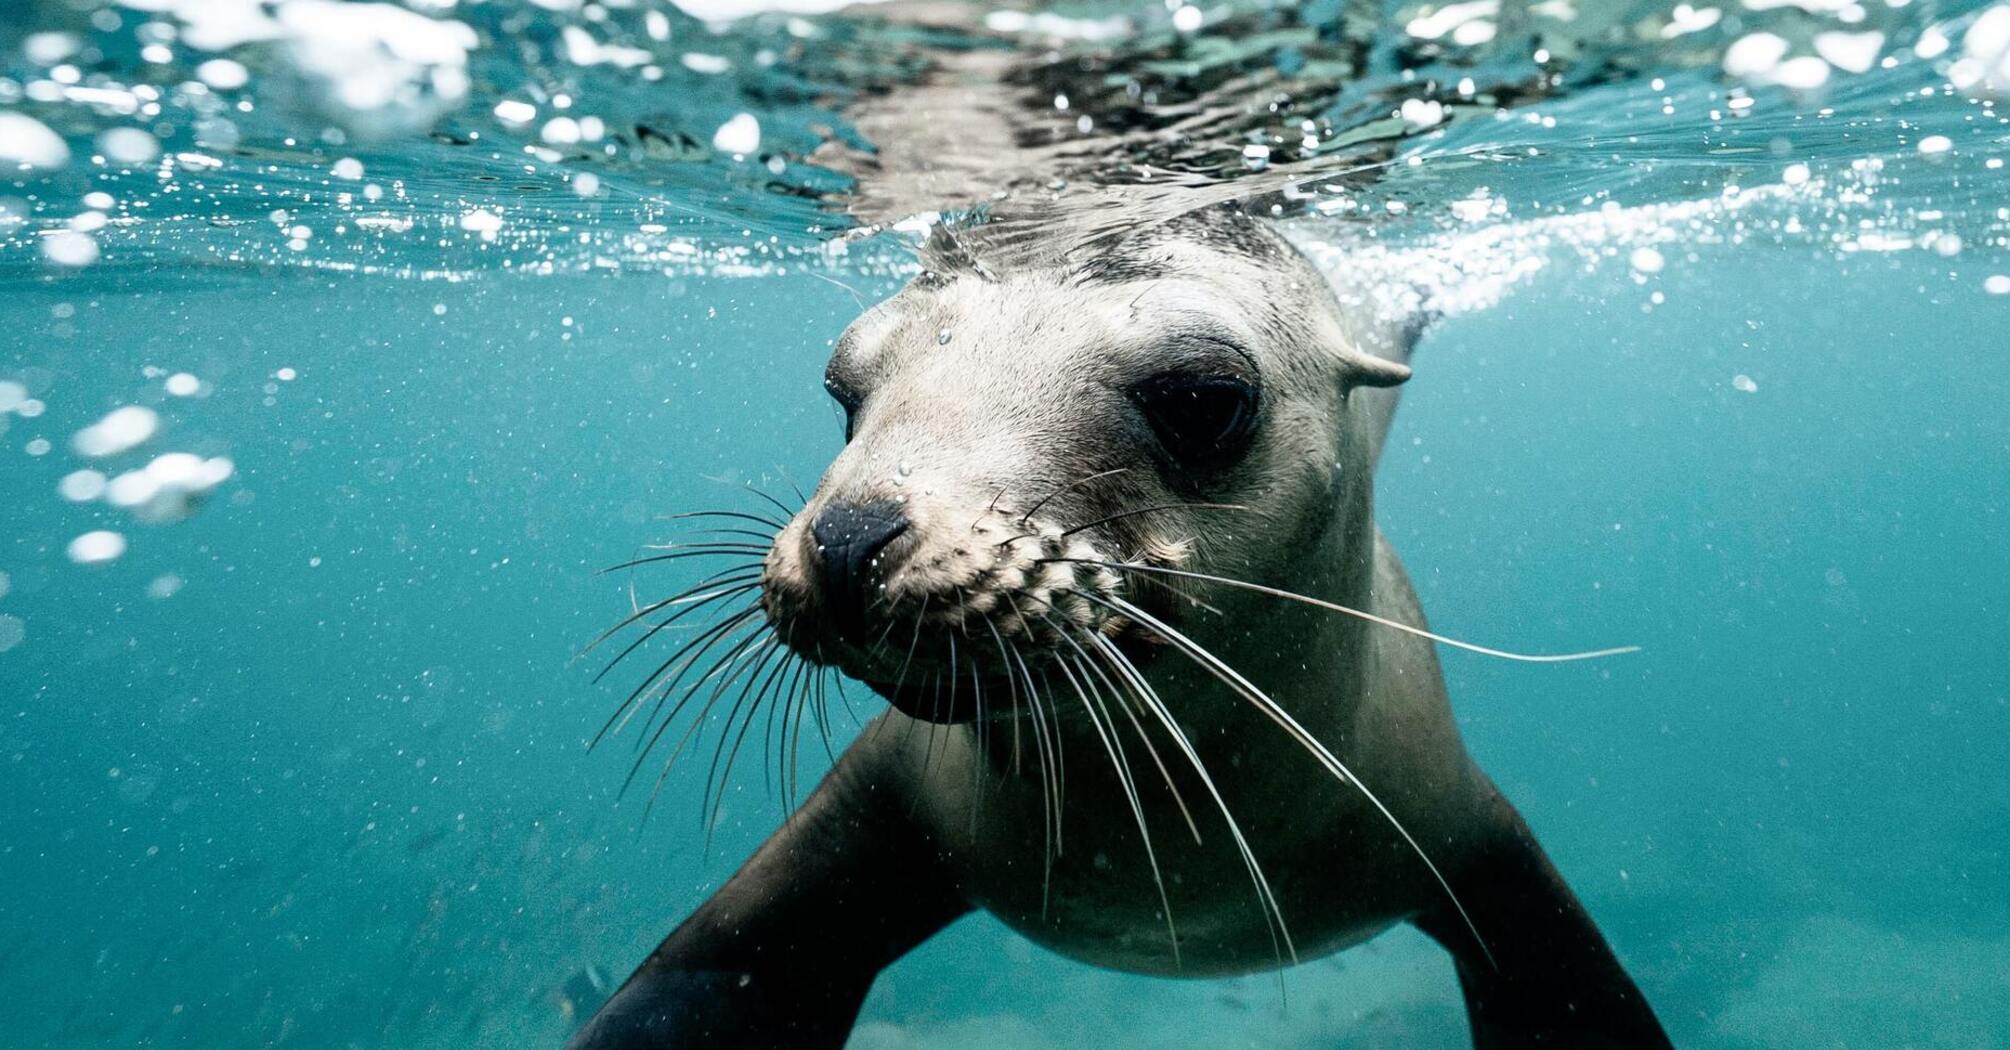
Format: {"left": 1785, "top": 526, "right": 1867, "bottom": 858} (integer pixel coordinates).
{"left": 2, "top": 0, "right": 2006, "bottom": 1046}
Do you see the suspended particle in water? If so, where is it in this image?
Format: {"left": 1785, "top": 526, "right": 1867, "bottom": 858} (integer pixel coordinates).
{"left": 1172, "top": 4, "right": 1204, "bottom": 33}
{"left": 0, "top": 614, "right": 22, "bottom": 653}
{"left": 1732, "top": 374, "right": 1759, "bottom": 393}
{"left": 331, "top": 157, "right": 364, "bottom": 180}
{"left": 276, "top": 367, "right": 298, "bottom": 381}
{"left": 1917, "top": 135, "right": 1953, "bottom": 156}
{"left": 1629, "top": 247, "right": 1666, "bottom": 274}
{"left": 1985, "top": 275, "right": 2010, "bottom": 295}
{"left": 147, "top": 573, "right": 184, "bottom": 600}
{"left": 1782, "top": 163, "right": 1811, "bottom": 187}
{"left": 25, "top": 438, "right": 51, "bottom": 456}
{"left": 73, "top": 405, "right": 159, "bottom": 458}
{"left": 573, "top": 172, "right": 600, "bottom": 197}
{"left": 494, "top": 100, "right": 536, "bottom": 125}
{"left": 17, "top": 399, "right": 46, "bottom": 418}
{"left": 67, "top": 530, "right": 127, "bottom": 565}
{"left": 0, "top": 380, "right": 24, "bottom": 413}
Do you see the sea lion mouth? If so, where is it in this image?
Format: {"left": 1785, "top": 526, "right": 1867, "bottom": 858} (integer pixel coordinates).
{"left": 853, "top": 625, "right": 1167, "bottom": 726}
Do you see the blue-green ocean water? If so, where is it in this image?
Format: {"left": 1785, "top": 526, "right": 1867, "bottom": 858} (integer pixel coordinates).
{"left": 4, "top": 1, "right": 2008, "bottom": 1047}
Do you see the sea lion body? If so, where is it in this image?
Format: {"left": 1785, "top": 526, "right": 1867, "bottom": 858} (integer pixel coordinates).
{"left": 570, "top": 212, "right": 1670, "bottom": 1048}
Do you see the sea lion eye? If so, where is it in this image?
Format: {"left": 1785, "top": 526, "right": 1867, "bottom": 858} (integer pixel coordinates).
{"left": 1130, "top": 373, "right": 1259, "bottom": 467}
{"left": 824, "top": 373, "right": 863, "bottom": 441}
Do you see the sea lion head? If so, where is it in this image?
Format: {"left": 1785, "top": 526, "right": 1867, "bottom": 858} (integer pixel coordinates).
{"left": 762, "top": 209, "right": 1409, "bottom": 723}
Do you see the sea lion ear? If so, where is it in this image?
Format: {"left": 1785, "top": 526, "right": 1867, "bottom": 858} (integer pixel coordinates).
{"left": 1345, "top": 353, "right": 1412, "bottom": 388}
{"left": 1334, "top": 347, "right": 1415, "bottom": 388}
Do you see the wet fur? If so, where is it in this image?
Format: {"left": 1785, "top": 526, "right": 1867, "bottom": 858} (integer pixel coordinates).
{"left": 569, "top": 210, "right": 1670, "bottom": 1049}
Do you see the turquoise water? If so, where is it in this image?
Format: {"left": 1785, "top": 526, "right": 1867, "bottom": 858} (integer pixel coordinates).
{"left": 3, "top": 1, "right": 2007, "bottom": 1047}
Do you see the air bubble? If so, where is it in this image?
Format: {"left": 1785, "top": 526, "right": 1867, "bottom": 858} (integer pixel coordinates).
{"left": 67, "top": 530, "right": 127, "bottom": 565}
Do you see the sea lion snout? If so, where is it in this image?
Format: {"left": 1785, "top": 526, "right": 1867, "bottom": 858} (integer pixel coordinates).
{"left": 807, "top": 499, "right": 912, "bottom": 632}
{"left": 760, "top": 486, "right": 1126, "bottom": 724}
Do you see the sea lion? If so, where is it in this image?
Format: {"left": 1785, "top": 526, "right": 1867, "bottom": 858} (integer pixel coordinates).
{"left": 569, "top": 209, "right": 1670, "bottom": 1048}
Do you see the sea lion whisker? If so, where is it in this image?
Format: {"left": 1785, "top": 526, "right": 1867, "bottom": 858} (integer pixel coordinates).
{"left": 702, "top": 641, "right": 797, "bottom": 842}
{"left": 623, "top": 629, "right": 773, "bottom": 803}
{"left": 985, "top": 619, "right": 1056, "bottom": 905}
{"left": 1004, "top": 592, "right": 1067, "bottom": 849}
{"left": 968, "top": 651, "right": 990, "bottom": 818}
{"left": 1046, "top": 614, "right": 1201, "bottom": 845}
{"left": 1095, "top": 592, "right": 1494, "bottom": 971}
{"left": 1006, "top": 640, "right": 1064, "bottom": 914}
{"left": 648, "top": 629, "right": 785, "bottom": 800}
{"left": 1058, "top": 502, "right": 1251, "bottom": 538}
{"left": 650, "top": 526, "right": 778, "bottom": 544}
{"left": 764, "top": 642, "right": 810, "bottom": 802}
{"left": 1059, "top": 560, "right": 1642, "bottom": 664}
{"left": 661, "top": 508, "right": 787, "bottom": 530}
{"left": 579, "top": 577, "right": 758, "bottom": 666}
{"left": 1086, "top": 630, "right": 1296, "bottom": 968}
{"left": 594, "top": 603, "right": 760, "bottom": 747}
{"left": 866, "top": 601, "right": 932, "bottom": 750}
{"left": 588, "top": 579, "right": 761, "bottom": 689}
{"left": 637, "top": 637, "right": 782, "bottom": 829}
{"left": 597, "top": 547, "right": 768, "bottom": 576}
{"left": 1052, "top": 648, "right": 1183, "bottom": 969}
{"left": 592, "top": 563, "right": 763, "bottom": 642}
{"left": 782, "top": 656, "right": 817, "bottom": 811}
{"left": 1018, "top": 466, "right": 1132, "bottom": 527}
{"left": 776, "top": 470, "right": 810, "bottom": 506}
{"left": 614, "top": 610, "right": 766, "bottom": 752}
{"left": 739, "top": 482, "right": 800, "bottom": 523}
{"left": 615, "top": 611, "right": 763, "bottom": 752}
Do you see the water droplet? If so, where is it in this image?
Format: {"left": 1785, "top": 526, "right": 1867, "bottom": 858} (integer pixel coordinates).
{"left": 936, "top": 328, "right": 952, "bottom": 345}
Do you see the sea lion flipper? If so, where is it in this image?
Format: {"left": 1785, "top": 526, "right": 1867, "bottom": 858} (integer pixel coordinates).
{"left": 567, "top": 748, "right": 969, "bottom": 1049}
{"left": 1413, "top": 791, "right": 1672, "bottom": 1049}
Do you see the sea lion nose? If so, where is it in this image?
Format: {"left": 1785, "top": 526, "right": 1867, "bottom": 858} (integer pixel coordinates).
{"left": 809, "top": 499, "right": 910, "bottom": 627}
